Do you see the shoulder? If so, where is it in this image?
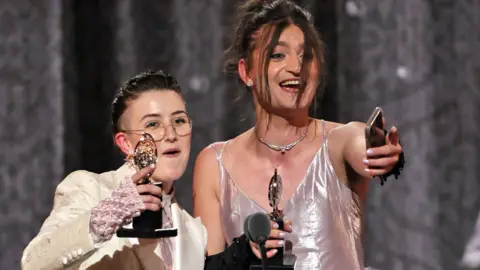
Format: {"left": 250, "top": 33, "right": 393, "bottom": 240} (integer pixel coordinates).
{"left": 56, "top": 170, "right": 99, "bottom": 192}
{"left": 193, "top": 142, "right": 223, "bottom": 190}
{"left": 55, "top": 168, "right": 121, "bottom": 195}
{"left": 327, "top": 120, "right": 364, "bottom": 133}
{"left": 326, "top": 121, "right": 365, "bottom": 140}
{"left": 51, "top": 168, "right": 126, "bottom": 211}
{"left": 45, "top": 170, "right": 103, "bottom": 213}
{"left": 194, "top": 129, "right": 253, "bottom": 181}
{"left": 195, "top": 129, "right": 251, "bottom": 167}
{"left": 318, "top": 120, "right": 366, "bottom": 154}
{"left": 195, "top": 142, "right": 223, "bottom": 167}
{"left": 342, "top": 121, "right": 366, "bottom": 134}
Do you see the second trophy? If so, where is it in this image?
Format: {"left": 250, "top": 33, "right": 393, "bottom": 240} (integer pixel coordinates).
{"left": 251, "top": 169, "right": 296, "bottom": 269}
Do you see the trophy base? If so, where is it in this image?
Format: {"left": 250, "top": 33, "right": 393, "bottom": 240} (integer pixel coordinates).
{"left": 116, "top": 227, "right": 178, "bottom": 239}
{"left": 250, "top": 254, "right": 296, "bottom": 270}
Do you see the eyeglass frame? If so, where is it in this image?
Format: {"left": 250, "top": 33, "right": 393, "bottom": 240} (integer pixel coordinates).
{"left": 118, "top": 115, "right": 193, "bottom": 141}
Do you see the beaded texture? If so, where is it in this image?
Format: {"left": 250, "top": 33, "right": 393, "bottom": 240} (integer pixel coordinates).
{"left": 89, "top": 176, "right": 145, "bottom": 242}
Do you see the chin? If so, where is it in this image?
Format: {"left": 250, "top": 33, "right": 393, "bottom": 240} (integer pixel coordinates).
{"left": 270, "top": 95, "right": 313, "bottom": 110}
{"left": 152, "top": 161, "right": 187, "bottom": 182}
{"left": 151, "top": 170, "right": 183, "bottom": 182}
{"left": 272, "top": 101, "right": 310, "bottom": 111}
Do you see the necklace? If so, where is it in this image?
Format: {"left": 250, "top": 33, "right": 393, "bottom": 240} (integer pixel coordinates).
{"left": 259, "top": 133, "right": 307, "bottom": 154}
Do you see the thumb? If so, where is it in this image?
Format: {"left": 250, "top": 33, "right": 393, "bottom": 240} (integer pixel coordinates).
{"left": 386, "top": 126, "right": 399, "bottom": 145}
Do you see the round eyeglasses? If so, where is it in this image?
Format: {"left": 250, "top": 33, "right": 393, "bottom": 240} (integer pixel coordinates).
{"left": 120, "top": 115, "right": 192, "bottom": 141}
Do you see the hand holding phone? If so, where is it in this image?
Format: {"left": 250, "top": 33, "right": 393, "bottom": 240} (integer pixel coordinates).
{"left": 365, "top": 107, "right": 386, "bottom": 149}
{"left": 364, "top": 107, "right": 404, "bottom": 184}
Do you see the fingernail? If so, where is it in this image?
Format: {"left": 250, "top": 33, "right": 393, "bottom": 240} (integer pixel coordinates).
{"left": 365, "top": 168, "right": 370, "bottom": 173}
{"left": 279, "top": 232, "right": 285, "bottom": 238}
{"left": 363, "top": 159, "right": 369, "bottom": 165}
{"left": 367, "top": 149, "right": 374, "bottom": 155}
{"left": 272, "top": 249, "right": 278, "bottom": 255}
{"left": 273, "top": 223, "right": 279, "bottom": 229}
{"left": 150, "top": 164, "right": 156, "bottom": 168}
{"left": 277, "top": 240, "right": 285, "bottom": 247}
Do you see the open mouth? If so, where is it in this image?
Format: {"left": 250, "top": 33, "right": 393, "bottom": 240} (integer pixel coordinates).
{"left": 279, "top": 79, "right": 301, "bottom": 93}
{"left": 162, "top": 148, "right": 181, "bottom": 157}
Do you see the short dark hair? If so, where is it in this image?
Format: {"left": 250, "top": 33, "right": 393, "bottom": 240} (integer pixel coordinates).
{"left": 111, "top": 70, "right": 184, "bottom": 134}
{"left": 224, "top": 0, "right": 326, "bottom": 106}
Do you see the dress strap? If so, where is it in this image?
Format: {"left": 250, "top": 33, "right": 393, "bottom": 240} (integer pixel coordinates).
{"left": 321, "top": 119, "right": 327, "bottom": 140}
{"left": 208, "top": 140, "right": 230, "bottom": 161}
{"left": 208, "top": 141, "right": 231, "bottom": 191}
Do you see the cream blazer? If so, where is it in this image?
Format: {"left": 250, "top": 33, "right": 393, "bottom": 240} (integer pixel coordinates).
{"left": 21, "top": 164, "right": 207, "bottom": 270}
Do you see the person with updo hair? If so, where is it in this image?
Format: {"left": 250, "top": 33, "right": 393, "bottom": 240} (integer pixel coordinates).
{"left": 194, "top": 1, "right": 404, "bottom": 269}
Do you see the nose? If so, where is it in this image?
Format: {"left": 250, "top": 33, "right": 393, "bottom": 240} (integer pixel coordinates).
{"left": 286, "top": 54, "right": 301, "bottom": 75}
{"left": 164, "top": 125, "right": 178, "bottom": 142}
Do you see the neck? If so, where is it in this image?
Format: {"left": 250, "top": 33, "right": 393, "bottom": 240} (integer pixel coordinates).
{"left": 159, "top": 181, "right": 174, "bottom": 196}
{"left": 251, "top": 106, "right": 311, "bottom": 159}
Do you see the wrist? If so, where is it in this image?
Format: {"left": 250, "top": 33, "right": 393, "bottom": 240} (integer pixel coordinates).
{"left": 89, "top": 176, "right": 145, "bottom": 241}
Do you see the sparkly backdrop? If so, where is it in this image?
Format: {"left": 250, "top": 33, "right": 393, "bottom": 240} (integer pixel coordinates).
{"left": 1, "top": 0, "right": 479, "bottom": 269}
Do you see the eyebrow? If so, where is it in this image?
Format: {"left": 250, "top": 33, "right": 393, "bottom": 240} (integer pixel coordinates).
{"left": 171, "top": 110, "right": 188, "bottom": 116}
{"left": 140, "top": 110, "right": 188, "bottom": 121}
{"left": 276, "top": 41, "right": 304, "bottom": 50}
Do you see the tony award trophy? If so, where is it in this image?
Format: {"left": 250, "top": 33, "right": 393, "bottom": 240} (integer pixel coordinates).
{"left": 251, "top": 169, "right": 296, "bottom": 269}
{"left": 116, "top": 133, "right": 178, "bottom": 239}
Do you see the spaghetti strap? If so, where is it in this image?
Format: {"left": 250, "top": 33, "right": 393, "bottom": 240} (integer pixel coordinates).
{"left": 219, "top": 140, "right": 229, "bottom": 158}
{"left": 321, "top": 120, "right": 327, "bottom": 140}
{"left": 208, "top": 140, "right": 231, "bottom": 191}
{"left": 208, "top": 140, "right": 230, "bottom": 161}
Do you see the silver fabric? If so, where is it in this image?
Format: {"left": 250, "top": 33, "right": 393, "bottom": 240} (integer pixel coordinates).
{"left": 461, "top": 212, "right": 480, "bottom": 269}
{"left": 212, "top": 121, "right": 365, "bottom": 270}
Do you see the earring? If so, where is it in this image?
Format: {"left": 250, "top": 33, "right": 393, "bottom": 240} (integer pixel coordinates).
{"left": 246, "top": 81, "right": 253, "bottom": 87}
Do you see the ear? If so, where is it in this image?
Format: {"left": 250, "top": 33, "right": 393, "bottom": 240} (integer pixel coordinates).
{"left": 114, "top": 132, "right": 134, "bottom": 156}
{"left": 238, "top": 58, "right": 253, "bottom": 87}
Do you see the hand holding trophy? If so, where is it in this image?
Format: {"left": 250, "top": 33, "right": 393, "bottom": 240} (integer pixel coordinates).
{"left": 268, "top": 169, "right": 284, "bottom": 228}
{"left": 250, "top": 169, "right": 296, "bottom": 269}
{"left": 116, "top": 133, "right": 178, "bottom": 239}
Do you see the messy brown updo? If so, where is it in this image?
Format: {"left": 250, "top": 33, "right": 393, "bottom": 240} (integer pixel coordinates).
{"left": 224, "top": 0, "right": 326, "bottom": 107}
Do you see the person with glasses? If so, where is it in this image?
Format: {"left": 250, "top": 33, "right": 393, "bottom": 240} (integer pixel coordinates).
{"left": 21, "top": 70, "right": 206, "bottom": 270}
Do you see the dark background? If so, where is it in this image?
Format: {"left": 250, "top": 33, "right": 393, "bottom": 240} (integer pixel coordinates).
{"left": 1, "top": 0, "right": 479, "bottom": 269}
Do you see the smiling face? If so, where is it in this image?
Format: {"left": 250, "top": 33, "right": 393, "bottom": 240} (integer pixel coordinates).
{"left": 115, "top": 90, "right": 191, "bottom": 182}
{"left": 240, "top": 24, "right": 320, "bottom": 113}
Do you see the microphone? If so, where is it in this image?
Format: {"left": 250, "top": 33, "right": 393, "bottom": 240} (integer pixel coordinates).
{"left": 243, "top": 214, "right": 253, "bottom": 243}
{"left": 244, "top": 212, "right": 271, "bottom": 270}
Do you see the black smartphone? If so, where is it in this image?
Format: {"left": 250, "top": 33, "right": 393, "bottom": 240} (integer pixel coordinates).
{"left": 365, "top": 107, "right": 386, "bottom": 149}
